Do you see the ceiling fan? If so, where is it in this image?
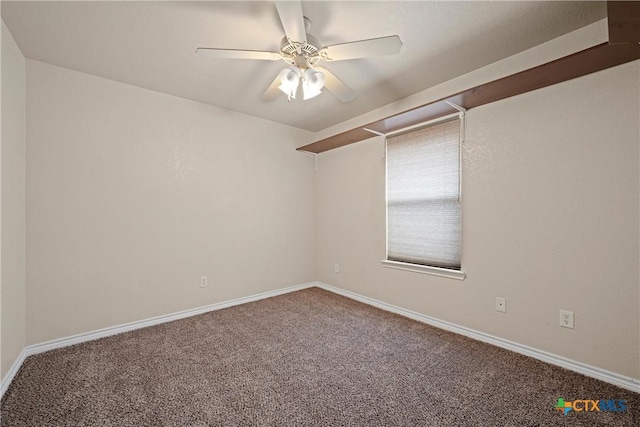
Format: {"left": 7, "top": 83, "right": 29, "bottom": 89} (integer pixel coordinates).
{"left": 196, "top": 1, "right": 403, "bottom": 102}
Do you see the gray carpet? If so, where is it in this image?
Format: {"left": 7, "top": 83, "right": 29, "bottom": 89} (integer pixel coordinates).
{"left": 1, "top": 287, "right": 638, "bottom": 426}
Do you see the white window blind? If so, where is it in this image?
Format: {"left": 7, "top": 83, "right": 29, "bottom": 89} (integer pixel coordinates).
{"left": 386, "top": 117, "right": 461, "bottom": 270}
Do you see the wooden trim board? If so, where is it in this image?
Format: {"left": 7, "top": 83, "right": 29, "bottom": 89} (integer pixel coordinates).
{"left": 608, "top": 1, "right": 640, "bottom": 44}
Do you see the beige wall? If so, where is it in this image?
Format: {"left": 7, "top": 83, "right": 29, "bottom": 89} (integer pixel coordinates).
{"left": 1, "top": 21, "right": 27, "bottom": 378}
{"left": 4, "top": 13, "right": 637, "bottom": 385}
{"left": 316, "top": 60, "right": 640, "bottom": 379}
{"left": 26, "top": 60, "right": 315, "bottom": 344}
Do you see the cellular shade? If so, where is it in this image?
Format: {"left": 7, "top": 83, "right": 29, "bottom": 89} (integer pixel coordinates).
{"left": 386, "top": 117, "right": 461, "bottom": 269}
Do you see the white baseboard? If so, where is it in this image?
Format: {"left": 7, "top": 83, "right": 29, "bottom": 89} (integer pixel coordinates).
{"left": 2, "top": 280, "right": 638, "bottom": 399}
{"left": 314, "top": 281, "right": 640, "bottom": 394}
{"left": 0, "top": 282, "right": 314, "bottom": 399}
{"left": 0, "top": 347, "right": 27, "bottom": 398}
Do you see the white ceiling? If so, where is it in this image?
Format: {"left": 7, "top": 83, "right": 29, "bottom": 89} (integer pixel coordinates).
{"left": 2, "top": 1, "right": 606, "bottom": 132}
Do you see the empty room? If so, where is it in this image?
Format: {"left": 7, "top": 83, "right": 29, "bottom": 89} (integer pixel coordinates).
{"left": 1, "top": 1, "right": 639, "bottom": 425}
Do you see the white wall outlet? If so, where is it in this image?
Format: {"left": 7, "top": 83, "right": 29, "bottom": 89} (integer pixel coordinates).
{"left": 560, "top": 310, "right": 574, "bottom": 328}
{"left": 334, "top": 263, "right": 340, "bottom": 273}
{"left": 496, "top": 297, "right": 506, "bottom": 313}
{"left": 200, "top": 276, "right": 208, "bottom": 288}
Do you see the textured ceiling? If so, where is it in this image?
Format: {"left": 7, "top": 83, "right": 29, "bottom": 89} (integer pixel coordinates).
{"left": 2, "top": 1, "right": 606, "bottom": 132}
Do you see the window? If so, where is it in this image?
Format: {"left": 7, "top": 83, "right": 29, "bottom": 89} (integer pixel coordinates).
{"left": 383, "top": 115, "right": 464, "bottom": 279}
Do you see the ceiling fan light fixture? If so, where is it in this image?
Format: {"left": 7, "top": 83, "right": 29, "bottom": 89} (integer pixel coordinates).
{"left": 278, "top": 67, "right": 300, "bottom": 99}
{"left": 197, "top": 3, "right": 403, "bottom": 104}
{"left": 302, "top": 68, "right": 325, "bottom": 100}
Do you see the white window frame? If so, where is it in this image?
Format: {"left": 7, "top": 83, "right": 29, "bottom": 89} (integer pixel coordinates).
{"left": 380, "top": 112, "right": 466, "bottom": 281}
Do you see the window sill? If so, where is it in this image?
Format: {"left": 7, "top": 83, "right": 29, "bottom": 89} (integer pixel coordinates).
{"left": 381, "top": 260, "right": 466, "bottom": 281}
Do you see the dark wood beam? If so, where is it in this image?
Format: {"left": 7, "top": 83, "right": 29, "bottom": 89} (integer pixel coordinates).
{"left": 297, "top": 2, "right": 640, "bottom": 155}
{"left": 608, "top": 1, "right": 640, "bottom": 44}
{"left": 459, "top": 42, "right": 640, "bottom": 109}
{"left": 301, "top": 128, "right": 375, "bottom": 153}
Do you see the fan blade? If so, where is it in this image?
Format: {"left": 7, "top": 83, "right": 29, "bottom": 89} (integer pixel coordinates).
{"left": 274, "top": 1, "right": 307, "bottom": 43}
{"left": 321, "top": 35, "right": 402, "bottom": 61}
{"left": 262, "top": 74, "right": 282, "bottom": 102}
{"left": 317, "top": 67, "right": 357, "bottom": 103}
{"left": 196, "top": 48, "right": 282, "bottom": 61}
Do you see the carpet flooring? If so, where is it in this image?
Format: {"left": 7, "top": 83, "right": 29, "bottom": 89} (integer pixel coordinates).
{"left": 1, "top": 287, "right": 638, "bottom": 426}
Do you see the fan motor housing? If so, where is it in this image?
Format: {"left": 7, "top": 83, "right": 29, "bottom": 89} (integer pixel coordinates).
{"left": 280, "top": 34, "right": 321, "bottom": 59}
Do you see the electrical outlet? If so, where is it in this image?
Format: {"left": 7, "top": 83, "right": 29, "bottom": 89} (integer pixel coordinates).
{"left": 560, "top": 310, "right": 574, "bottom": 328}
{"left": 200, "top": 276, "right": 208, "bottom": 288}
{"left": 334, "top": 263, "right": 340, "bottom": 273}
{"left": 496, "top": 297, "right": 506, "bottom": 313}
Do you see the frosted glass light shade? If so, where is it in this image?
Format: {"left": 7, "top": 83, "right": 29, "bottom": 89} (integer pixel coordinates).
{"left": 278, "top": 67, "right": 300, "bottom": 99}
{"left": 302, "top": 68, "right": 325, "bottom": 100}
